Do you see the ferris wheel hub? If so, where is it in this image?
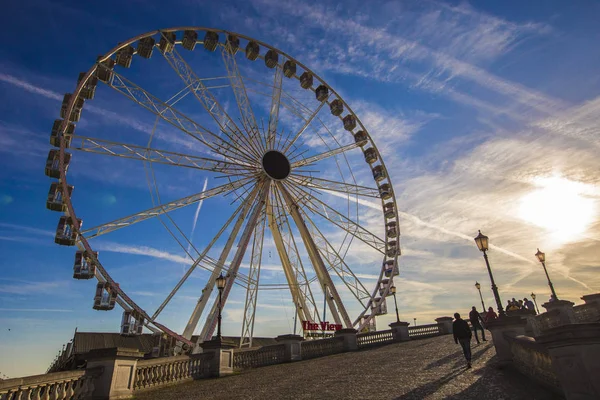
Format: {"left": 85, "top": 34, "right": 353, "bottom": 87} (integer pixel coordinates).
{"left": 262, "top": 150, "right": 291, "bottom": 180}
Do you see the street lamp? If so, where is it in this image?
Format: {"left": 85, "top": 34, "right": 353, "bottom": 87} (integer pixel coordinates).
{"left": 391, "top": 286, "right": 400, "bottom": 323}
{"left": 531, "top": 292, "right": 540, "bottom": 314}
{"left": 474, "top": 230, "right": 505, "bottom": 317}
{"left": 215, "top": 273, "right": 226, "bottom": 339}
{"left": 413, "top": 318, "right": 417, "bottom": 326}
{"left": 535, "top": 249, "right": 558, "bottom": 300}
{"left": 475, "top": 281, "right": 486, "bottom": 311}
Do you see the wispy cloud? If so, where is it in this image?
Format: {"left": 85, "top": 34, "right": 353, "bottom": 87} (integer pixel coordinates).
{"left": 0, "top": 308, "right": 73, "bottom": 313}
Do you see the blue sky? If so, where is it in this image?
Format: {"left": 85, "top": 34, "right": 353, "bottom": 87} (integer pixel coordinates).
{"left": 1, "top": 0, "right": 600, "bottom": 378}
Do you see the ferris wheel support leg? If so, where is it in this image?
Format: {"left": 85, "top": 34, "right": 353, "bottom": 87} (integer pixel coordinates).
{"left": 277, "top": 183, "right": 352, "bottom": 328}
{"left": 239, "top": 212, "right": 267, "bottom": 348}
{"left": 179, "top": 184, "right": 263, "bottom": 350}
{"left": 267, "top": 194, "right": 314, "bottom": 325}
{"left": 199, "top": 182, "right": 270, "bottom": 344}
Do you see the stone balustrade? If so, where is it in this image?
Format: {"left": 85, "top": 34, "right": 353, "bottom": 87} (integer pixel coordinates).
{"left": 232, "top": 344, "right": 286, "bottom": 370}
{"left": 301, "top": 336, "right": 345, "bottom": 359}
{"left": 356, "top": 329, "right": 394, "bottom": 348}
{"left": 534, "top": 309, "right": 562, "bottom": 331}
{"left": 0, "top": 367, "right": 101, "bottom": 400}
{"left": 134, "top": 353, "right": 212, "bottom": 391}
{"left": 408, "top": 324, "right": 441, "bottom": 339}
{"left": 505, "top": 334, "right": 561, "bottom": 393}
{"left": 573, "top": 302, "right": 600, "bottom": 323}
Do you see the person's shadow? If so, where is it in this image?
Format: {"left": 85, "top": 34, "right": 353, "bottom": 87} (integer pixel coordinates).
{"left": 394, "top": 368, "right": 466, "bottom": 399}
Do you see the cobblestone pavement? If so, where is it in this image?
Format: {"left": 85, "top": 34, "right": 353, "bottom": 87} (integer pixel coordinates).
{"left": 134, "top": 336, "right": 562, "bottom": 400}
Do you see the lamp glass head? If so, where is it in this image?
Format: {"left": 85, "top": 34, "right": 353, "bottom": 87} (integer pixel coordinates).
{"left": 475, "top": 281, "right": 481, "bottom": 290}
{"left": 391, "top": 285, "right": 396, "bottom": 294}
{"left": 535, "top": 248, "right": 545, "bottom": 263}
{"left": 216, "top": 273, "right": 226, "bottom": 290}
{"left": 474, "top": 230, "right": 489, "bottom": 252}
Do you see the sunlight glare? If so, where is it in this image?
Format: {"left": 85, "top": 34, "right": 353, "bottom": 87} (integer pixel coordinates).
{"left": 518, "top": 176, "right": 596, "bottom": 243}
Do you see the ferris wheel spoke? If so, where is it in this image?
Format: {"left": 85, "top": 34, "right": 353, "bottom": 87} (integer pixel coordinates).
{"left": 81, "top": 177, "right": 251, "bottom": 239}
{"left": 159, "top": 43, "right": 263, "bottom": 159}
{"left": 180, "top": 182, "right": 265, "bottom": 342}
{"left": 103, "top": 67, "right": 256, "bottom": 165}
{"left": 199, "top": 182, "right": 270, "bottom": 342}
{"left": 277, "top": 182, "right": 352, "bottom": 328}
{"left": 281, "top": 100, "right": 327, "bottom": 154}
{"left": 239, "top": 209, "right": 267, "bottom": 348}
{"left": 290, "top": 142, "right": 360, "bottom": 168}
{"left": 70, "top": 135, "right": 251, "bottom": 174}
{"left": 290, "top": 174, "right": 380, "bottom": 198}
{"left": 220, "top": 43, "right": 265, "bottom": 154}
{"left": 271, "top": 185, "right": 321, "bottom": 324}
{"left": 266, "top": 65, "right": 284, "bottom": 150}
{"left": 287, "top": 183, "right": 386, "bottom": 254}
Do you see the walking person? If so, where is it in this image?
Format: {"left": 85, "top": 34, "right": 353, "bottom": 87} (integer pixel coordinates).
{"left": 485, "top": 306, "right": 498, "bottom": 323}
{"left": 453, "top": 312, "right": 473, "bottom": 369}
{"left": 469, "top": 306, "right": 487, "bottom": 344}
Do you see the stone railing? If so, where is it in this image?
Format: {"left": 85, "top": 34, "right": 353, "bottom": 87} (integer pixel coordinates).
{"left": 572, "top": 302, "right": 600, "bottom": 323}
{"left": 301, "top": 336, "right": 345, "bottom": 359}
{"left": 408, "top": 324, "right": 441, "bottom": 339}
{"left": 0, "top": 368, "right": 100, "bottom": 400}
{"left": 534, "top": 309, "right": 562, "bottom": 332}
{"left": 134, "top": 353, "right": 212, "bottom": 391}
{"left": 232, "top": 344, "right": 286, "bottom": 370}
{"left": 356, "top": 329, "right": 394, "bottom": 348}
{"left": 505, "top": 334, "right": 561, "bottom": 392}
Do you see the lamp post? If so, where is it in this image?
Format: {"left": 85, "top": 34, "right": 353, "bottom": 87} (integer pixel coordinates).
{"left": 531, "top": 292, "right": 540, "bottom": 314}
{"left": 391, "top": 286, "right": 400, "bottom": 323}
{"left": 475, "top": 281, "right": 486, "bottom": 311}
{"left": 474, "top": 230, "right": 505, "bottom": 317}
{"left": 413, "top": 318, "right": 417, "bottom": 326}
{"left": 215, "top": 273, "right": 226, "bottom": 340}
{"left": 535, "top": 249, "right": 558, "bottom": 300}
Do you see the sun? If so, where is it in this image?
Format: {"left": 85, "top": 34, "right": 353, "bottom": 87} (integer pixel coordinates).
{"left": 518, "top": 175, "right": 596, "bottom": 244}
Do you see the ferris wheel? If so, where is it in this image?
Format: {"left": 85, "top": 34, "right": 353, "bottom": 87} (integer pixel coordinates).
{"left": 45, "top": 27, "right": 401, "bottom": 351}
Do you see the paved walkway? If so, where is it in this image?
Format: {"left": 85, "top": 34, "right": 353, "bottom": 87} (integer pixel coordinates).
{"left": 134, "top": 336, "right": 562, "bottom": 400}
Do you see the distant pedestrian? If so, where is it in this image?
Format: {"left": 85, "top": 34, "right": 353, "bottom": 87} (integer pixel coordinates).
{"left": 469, "top": 306, "right": 487, "bottom": 343}
{"left": 453, "top": 312, "right": 473, "bottom": 368}
{"left": 484, "top": 307, "right": 498, "bottom": 323}
{"left": 523, "top": 298, "right": 536, "bottom": 313}
{"left": 518, "top": 299, "right": 524, "bottom": 309}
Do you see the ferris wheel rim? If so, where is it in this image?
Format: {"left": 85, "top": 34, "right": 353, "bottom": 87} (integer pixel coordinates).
{"left": 54, "top": 26, "right": 401, "bottom": 344}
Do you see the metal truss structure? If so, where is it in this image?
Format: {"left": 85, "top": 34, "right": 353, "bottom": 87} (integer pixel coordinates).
{"left": 47, "top": 27, "right": 401, "bottom": 353}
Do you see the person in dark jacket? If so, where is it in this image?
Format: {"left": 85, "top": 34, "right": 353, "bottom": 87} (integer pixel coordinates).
{"left": 469, "top": 306, "right": 487, "bottom": 344}
{"left": 453, "top": 312, "right": 473, "bottom": 368}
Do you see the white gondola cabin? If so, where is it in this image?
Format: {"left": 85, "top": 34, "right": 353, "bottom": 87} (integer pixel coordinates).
{"left": 360, "top": 315, "right": 377, "bottom": 333}
{"left": 300, "top": 72, "right": 313, "bottom": 89}
{"left": 372, "top": 165, "right": 386, "bottom": 181}
{"left": 60, "top": 94, "right": 84, "bottom": 123}
{"left": 203, "top": 31, "right": 219, "bottom": 51}
{"left": 354, "top": 131, "right": 368, "bottom": 147}
{"left": 182, "top": 30, "right": 198, "bottom": 51}
{"left": 315, "top": 85, "right": 329, "bottom": 102}
{"left": 387, "top": 240, "right": 398, "bottom": 257}
{"left": 55, "top": 216, "right": 81, "bottom": 246}
{"left": 265, "top": 49, "right": 278, "bottom": 68}
{"left": 73, "top": 250, "right": 97, "bottom": 279}
{"left": 115, "top": 45, "right": 134, "bottom": 68}
{"left": 158, "top": 32, "right": 176, "bottom": 53}
{"left": 386, "top": 221, "right": 398, "bottom": 238}
{"left": 330, "top": 99, "right": 343, "bottom": 116}
{"left": 378, "top": 279, "right": 390, "bottom": 297}
{"left": 137, "top": 37, "right": 155, "bottom": 59}
{"left": 47, "top": 182, "right": 73, "bottom": 212}
{"left": 283, "top": 60, "right": 296, "bottom": 78}
{"left": 45, "top": 150, "right": 71, "bottom": 179}
{"left": 93, "top": 282, "right": 117, "bottom": 311}
{"left": 372, "top": 297, "right": 388, "bottom": 316}
{"left": 384, "top": 202, "right": 395, "bottom": 219}
{"left": 50, "top": 120, "right": 74, "bottom": 148}
{"left": 96, "top": 57, "right": 116, "bottom": 83}
{"left": 343, "top": 114, "right": 356, "bottom": 131}
{"left": 363, "top": 148, "right": 378, "bottom": 164}
{"left": 246, "top": 41, "right": 260, "bottom": 60}
{"left": 77, "top": 73, "right": 98, "bottom": 100}
{"left": 226, "top": 34, "right": 240, "bottom": 54}
{"left": 121, "top": 310, "right": 133, "bottom": 335}
{"left": 383, "top": 259, "right": 399, "bottom": 278}
{"left": 379, "top": 183, "right": 392, "bottom": 200}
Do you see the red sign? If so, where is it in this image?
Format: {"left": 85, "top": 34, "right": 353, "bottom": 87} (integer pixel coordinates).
{"left": 302, "top": 321, "right": 343, "bottom": 331}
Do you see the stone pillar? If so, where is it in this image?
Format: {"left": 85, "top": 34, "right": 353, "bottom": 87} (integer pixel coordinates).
{"left": 542, "top": 299, "right": 575, "bottom": 325}
{"left": 537, "top": 323, "right": 600, "bottom": 399}
{"left": 85, "top": 347, "right": 144, "bottom": 400}
{"left": 199, "top": 338, "right": 236, "bottom": 378}
{"left": 486, "top": 316, "right": 527, "bottom": 365}
{"left": 275, "top": 334, "right": 304, "bottom": 361}
{"left": 581, "top": 293, "right": 600, "bottom": 307}
{"left": 524, "top": 314, "right": 542, "bottom": 337}
{"left": 389, "top": 322, "right": 410, "bottom": 342}
{"left": 334, "top": 329, "right": 358, "bottom": 351}
{"left": 435, "top": 317, "right": 454, "bottom": 334}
